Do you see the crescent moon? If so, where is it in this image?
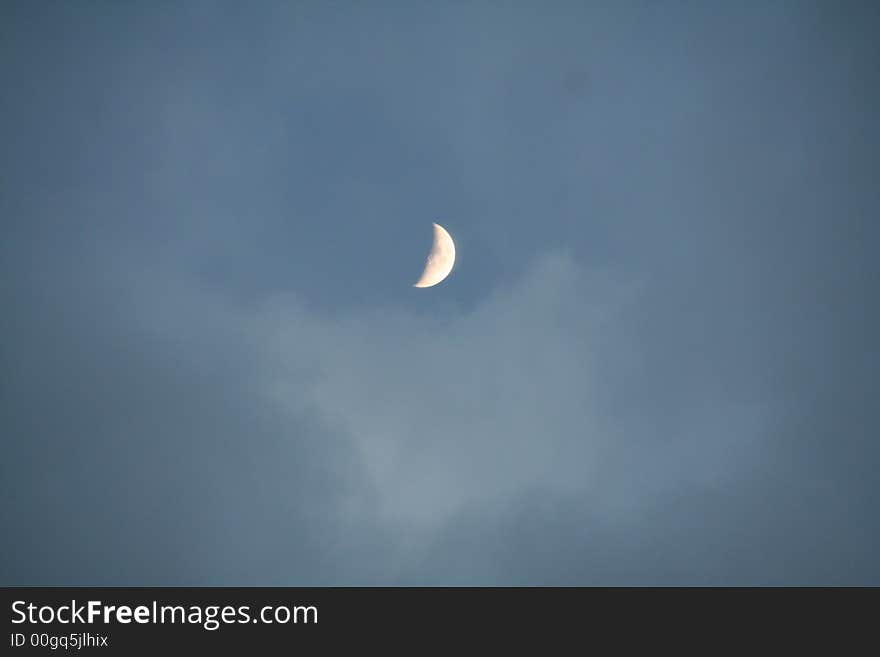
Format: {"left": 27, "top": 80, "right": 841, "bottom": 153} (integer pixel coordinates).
{"left": 413, "top": 223, "right": 456, "bottom": 288}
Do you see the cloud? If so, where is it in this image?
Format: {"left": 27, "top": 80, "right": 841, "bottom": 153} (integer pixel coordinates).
{"left": 249, "top": 247, "right": 859, "bottom": 584}
{"left": 257, "top": 252, "right": 613, "bottom": 525}
{"left": 254, "top": 249, "right": 775, "bottom": 561}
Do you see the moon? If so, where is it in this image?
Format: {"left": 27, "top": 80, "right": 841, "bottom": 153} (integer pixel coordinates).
{"left": 413, "top": 223, "right": 456, "bottom": 288}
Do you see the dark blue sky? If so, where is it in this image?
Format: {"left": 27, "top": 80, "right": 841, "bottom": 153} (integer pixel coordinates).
{"left": 2, "top": 1, "right": 878, "bottom": 584}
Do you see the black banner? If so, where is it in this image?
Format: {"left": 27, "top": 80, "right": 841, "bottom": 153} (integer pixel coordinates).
{"left": 1, "top": 587, "right": 874, "bottom": 652}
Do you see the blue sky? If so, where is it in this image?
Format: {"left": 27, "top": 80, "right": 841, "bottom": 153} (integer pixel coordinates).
{"left": 2, "top": 1, "right": 878, "bottom": 584}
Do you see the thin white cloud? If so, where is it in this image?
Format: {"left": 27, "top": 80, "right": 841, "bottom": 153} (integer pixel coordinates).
{"left": 258, "top": 251, "right": 633, "bottom": 527}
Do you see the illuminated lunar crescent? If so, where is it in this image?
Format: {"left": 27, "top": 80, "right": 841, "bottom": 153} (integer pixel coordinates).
{"left": 413, "top": 223, "right": 456, "bottom": 288}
